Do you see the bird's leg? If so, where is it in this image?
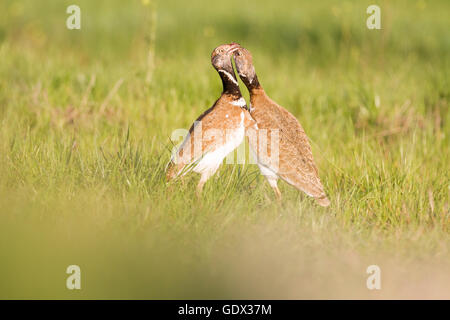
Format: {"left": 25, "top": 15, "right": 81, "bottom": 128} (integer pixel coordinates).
{"left": 196, "top": 175, "right": 208, "bottom": 198}
{"left": 196, "top": 182, "right": 205, "bottom": 198}
{"left": 266, "top": 176, "right": 281, "bottom": 202}
{"left": 272, "top": 186, "right": 282, "bottom": 202}
{"left": 196, "top": 168, "right": 217, "bottom": 198}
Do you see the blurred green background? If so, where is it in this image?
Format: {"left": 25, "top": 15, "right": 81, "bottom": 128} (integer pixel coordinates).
{"left": 0, "top": 0, "right": 449, "bottom": 299}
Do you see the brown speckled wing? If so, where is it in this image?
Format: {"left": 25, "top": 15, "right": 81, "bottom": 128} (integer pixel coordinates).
{"left": 176, "top": 94, "right": 251, "bottom": 165}
{"left": 251, "top": 96, "right": 327, "bottom": 199}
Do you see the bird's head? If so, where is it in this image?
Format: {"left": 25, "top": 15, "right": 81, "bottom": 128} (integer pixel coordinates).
{"left": 211, "top": 42, "right": 240, "bottom": 73}
{"left": 233, "top": 47, "right": 258, "bottom": 89}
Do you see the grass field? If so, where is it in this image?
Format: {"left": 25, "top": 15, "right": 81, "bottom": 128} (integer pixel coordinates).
{"left": 0, "top": 0, "right": 449, "bottom": 299}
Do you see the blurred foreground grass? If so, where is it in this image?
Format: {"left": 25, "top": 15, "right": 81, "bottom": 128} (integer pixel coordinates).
{"left": 0, "top": 0, "right": 449, "bottom": 299}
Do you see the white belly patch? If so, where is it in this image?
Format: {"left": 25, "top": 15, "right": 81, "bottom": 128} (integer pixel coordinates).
{"left": 192, "top": 111, "right": 246, "bottom": 175}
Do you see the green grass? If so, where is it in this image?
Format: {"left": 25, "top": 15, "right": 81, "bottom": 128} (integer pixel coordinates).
{"left": 0, "top": 0, "right": 449, "bottom": 299}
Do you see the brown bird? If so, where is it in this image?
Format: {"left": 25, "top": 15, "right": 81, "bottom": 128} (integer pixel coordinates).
{"left": 166, "top": 43, "right": 256, "bottom": 196}
{"left": 233, "top": 46, "right": 330, "bottom": 206}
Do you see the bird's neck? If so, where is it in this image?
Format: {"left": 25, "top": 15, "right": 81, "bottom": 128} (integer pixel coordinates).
{"left": 247, "top": 75, "right": 266, "bottom": 106}
{"left": 218, "top": 69, "right": 242, "bottom": 98}
{"left": 241, "top": 73, "right": 262, "bottom": 94}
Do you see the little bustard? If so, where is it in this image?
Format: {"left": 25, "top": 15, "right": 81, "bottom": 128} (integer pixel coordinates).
{"left": 233, "top": 46, "right": 330, "bottom": 206}
{"left": 166, "top": 43, "right": 256, "bottom": 196}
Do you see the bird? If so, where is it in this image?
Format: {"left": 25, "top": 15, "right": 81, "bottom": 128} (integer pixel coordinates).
{"left": 166, "top": 43, "right": 256, "bottom": 196}
{"left": 233, "top": 46, "right": 330, "bottom": 206}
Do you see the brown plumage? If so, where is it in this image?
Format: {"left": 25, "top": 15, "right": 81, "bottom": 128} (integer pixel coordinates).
{"left": 234, "top": 47, "right": 330, "bottom": 206}
{"left": 166, "top": 43, "right": 256, "bottom": 196}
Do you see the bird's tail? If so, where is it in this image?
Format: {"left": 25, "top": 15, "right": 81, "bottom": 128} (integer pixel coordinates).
{"left": 166, "top": 160, "right": 178, "bottom": 182}
{"left": 315, "top": 195, "right": 330, "bottom": 207}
